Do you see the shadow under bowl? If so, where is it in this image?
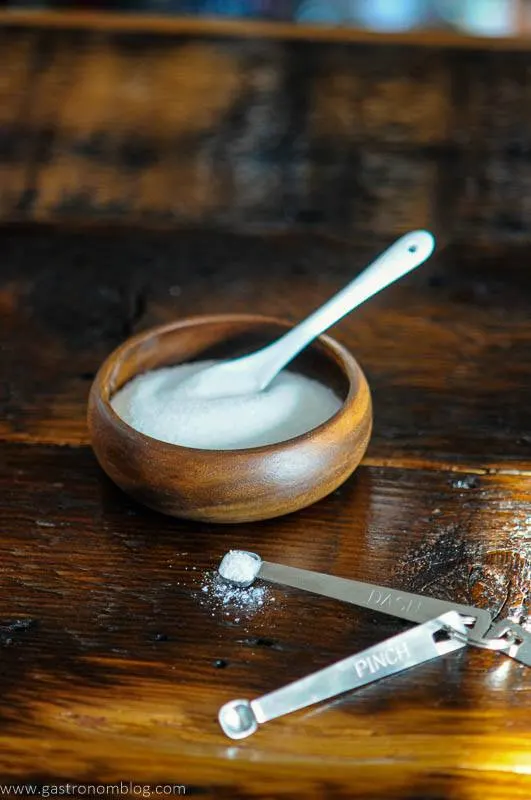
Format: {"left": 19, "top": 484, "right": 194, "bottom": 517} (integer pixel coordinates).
{"left": 87, "top": 314, "right": 372, "bottom": 523}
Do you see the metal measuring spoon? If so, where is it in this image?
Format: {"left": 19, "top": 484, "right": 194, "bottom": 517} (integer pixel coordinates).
{"left": 217, "top": 550, "right": 493, "bottom": 638}
{"left": 464, "top": 618, "right": 531, "bottom": 666}
{"left": 218, "top": 610, "right": 467, "bottom": 739}
{"left": 183, "top": 230, "right": 435, "bottom": 399}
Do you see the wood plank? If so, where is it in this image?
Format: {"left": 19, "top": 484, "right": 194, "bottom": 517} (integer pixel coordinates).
{"left": 8, "top": 31, "right": 454, "bottom": 234}
{"left": 0, "top": 442, "right": 529, "bottom": 792}
{"left": 0, "top": 30, "right": 40, "bottom": 216}
{"left": 2, "top": 9, "right": 531, "bottom": 51}
{"left": 24, "top": 32, "right": 249, "bottom": 224}
{"left": 1, "top": 225, "right": 530, "bottom": 472}
{"left": 1, "top": 27, "right": 531, "bottom": 241}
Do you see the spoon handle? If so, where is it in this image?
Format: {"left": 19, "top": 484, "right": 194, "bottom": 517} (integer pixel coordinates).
{"left": 255, "top": 230, "right": 435, "bottom": 388}
{"left": 258, "top": 560, "right": 493, "bottom": 639}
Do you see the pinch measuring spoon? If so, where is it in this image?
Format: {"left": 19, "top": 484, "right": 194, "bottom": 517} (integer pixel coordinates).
{"left": 218, "top": 551, "right": 493, "bottom": 638}
{"left": 218, "top": 610, "right": 468, "bottom": 739}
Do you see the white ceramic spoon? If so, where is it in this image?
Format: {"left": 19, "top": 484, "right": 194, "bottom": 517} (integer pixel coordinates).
{"left": 184, "top": 230, "right": 435, "bottom": 399}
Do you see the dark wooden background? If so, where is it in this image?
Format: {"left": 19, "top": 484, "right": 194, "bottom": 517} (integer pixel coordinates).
{"left": 1, "top": 223, "right": 530, "bottom": 796}
{"left": 2, "top": 21, "right": 531, "bottom": 241}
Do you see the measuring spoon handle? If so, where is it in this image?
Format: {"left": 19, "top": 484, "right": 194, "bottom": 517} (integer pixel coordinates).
{"left": 259, "top": 561, "right": 493, "bottom": 638}
{"left": 218, "top": 611, "right": 467, "bottom": 739}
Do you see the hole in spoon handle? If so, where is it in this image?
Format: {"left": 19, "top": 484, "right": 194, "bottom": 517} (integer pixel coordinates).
{"left": 370, "top": 231, "right": 435, "bottom": 283}
{"left": 347, "top": 230, "right": 435, "bottom": 293}
{"left": 396, "top": 230, "right": 435, "bottom": 266}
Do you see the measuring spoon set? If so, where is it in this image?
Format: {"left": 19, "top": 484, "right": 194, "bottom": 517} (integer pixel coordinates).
{"left": 216, "top": 551, "right": 531, "bottom": 740}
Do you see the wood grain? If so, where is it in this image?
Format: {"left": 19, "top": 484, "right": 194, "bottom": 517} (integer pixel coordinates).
{"left": 1, "top": 26, "right": 531, "bottom": 240}
{"left": 0, "top": 30, "right": 40, "bottom": 217}
{"left": 0, "top": 442, "right": 529, "bottom": 794}
{"left": 1, "top": 225, "right": 530, "bottom": 472}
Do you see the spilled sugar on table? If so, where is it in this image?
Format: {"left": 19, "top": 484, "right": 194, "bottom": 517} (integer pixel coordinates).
{"left": 0, "top": 224, "right": 530, "bottom": 799}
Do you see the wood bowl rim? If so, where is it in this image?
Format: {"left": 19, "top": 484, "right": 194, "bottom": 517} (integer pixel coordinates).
{"left": 89, "top": 313, "right": 371, "bottom": 457}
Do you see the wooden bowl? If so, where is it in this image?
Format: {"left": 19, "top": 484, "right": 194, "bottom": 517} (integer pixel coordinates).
{"left": 88, "top": 314, "right": 372, "bottom": 523}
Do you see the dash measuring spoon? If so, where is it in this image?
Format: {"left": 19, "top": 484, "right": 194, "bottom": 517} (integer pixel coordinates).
{"left": 218, "top": 551, "right": 493, "bottom": 638}
{"left": 183, "top": 230, "right": 435, "bottom": 398}
{"left": 218, "top": 611, "right": 468, "bottom": 739}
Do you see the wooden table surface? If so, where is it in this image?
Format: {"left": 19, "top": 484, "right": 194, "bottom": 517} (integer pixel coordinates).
{"left": 1, "top": 224, "right": 530, "bottom": 798}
